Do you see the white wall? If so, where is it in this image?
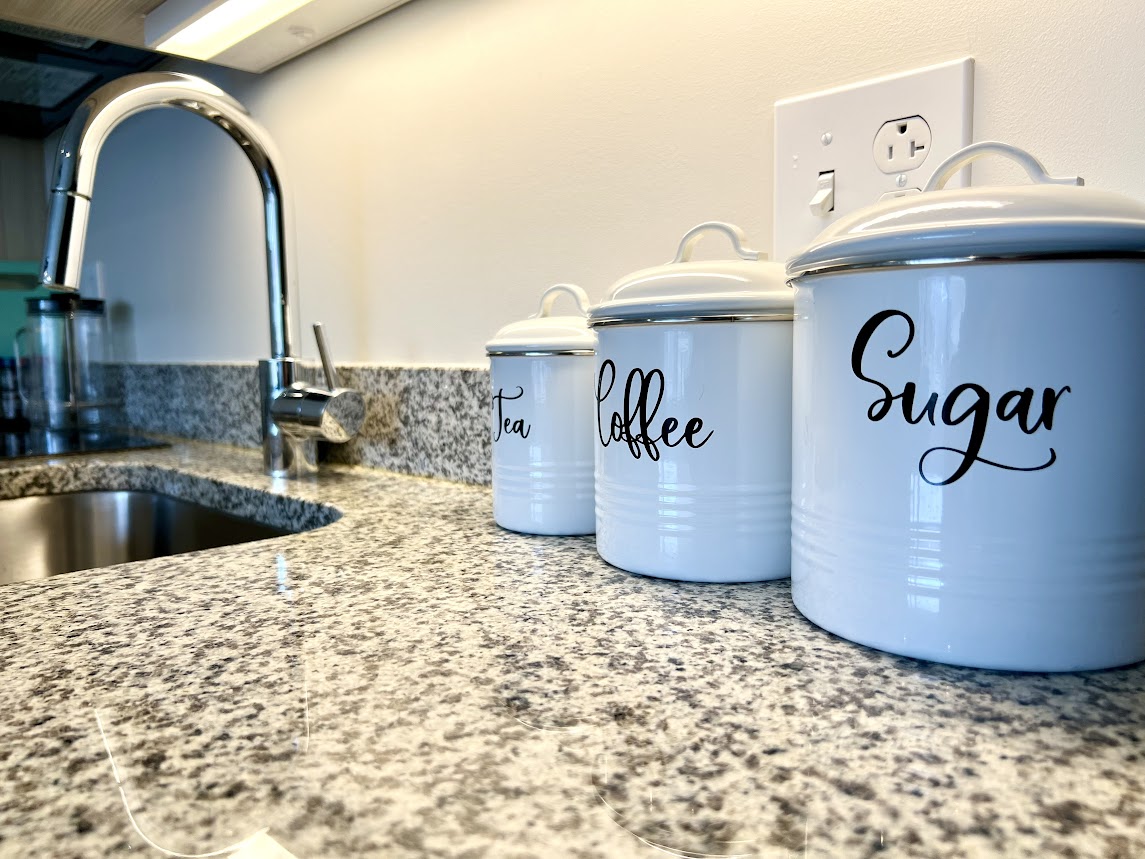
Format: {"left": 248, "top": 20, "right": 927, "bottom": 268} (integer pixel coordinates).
{"left": 75, "top": 0, "right": 1145, "bottom": 366}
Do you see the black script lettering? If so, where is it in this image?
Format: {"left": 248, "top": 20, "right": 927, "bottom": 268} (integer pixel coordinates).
{"left": 596, "top": 361, "right": 616, "bottom": 446}
{"left": 851, "top": 309, "right": 942, "bottom": 426}
{"left": 682, "top": 417, "right": 714, "bottom": 449}
{"left": 931, "top": 382, "right": 990, "bottom": 485}
{"left": 997, "top": 386, "right": 1071, "bottom": 434}
{"left": 595, "top": 359, "right": 713, "bottom": 461}
{"left": 851, "top": 310, "right": 1069, "bottom": 486}
{"left": 491, "top": 386, "right": 531, "bottom": 441}
{"left": 622, "top": 367, "right": 666, "bottom": 459}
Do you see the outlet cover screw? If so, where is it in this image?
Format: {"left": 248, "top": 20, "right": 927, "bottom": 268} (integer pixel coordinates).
{"left": 821, "top": 132, "right": 833, "bottom": 146}
{"left": 896, "top": 173, "right": 907, "bottom": 187}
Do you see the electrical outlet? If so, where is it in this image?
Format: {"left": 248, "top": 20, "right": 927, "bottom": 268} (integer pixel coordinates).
{"left": 773, "top": 58, "right": 973, "bottom": 262}
{"left": 873, "top": 115, "right": 932, "bottom": 174}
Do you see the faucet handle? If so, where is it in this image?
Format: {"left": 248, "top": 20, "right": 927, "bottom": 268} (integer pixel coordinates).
{"left": 271, "top": 385, "right": 365, "bottom": 443}
{"left": 312, "top": 322, "right": 340, "bottom": 388}
{"left": 270, "top": 324, "right": 365, "bottom": 444}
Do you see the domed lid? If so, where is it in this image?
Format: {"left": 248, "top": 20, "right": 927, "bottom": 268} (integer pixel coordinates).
{"left": 787, "top": 142, "right": 1145, "bottom": 277}
{"left": 486, "top": 284, "right": 595, "bottom": 355}
{"left": 588, "top": 222, "right": 792, "bottom": 326}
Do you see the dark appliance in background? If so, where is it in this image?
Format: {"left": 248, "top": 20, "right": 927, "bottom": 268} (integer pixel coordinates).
{"left": 0, "top": 22, "right": 166, "bottom": 458}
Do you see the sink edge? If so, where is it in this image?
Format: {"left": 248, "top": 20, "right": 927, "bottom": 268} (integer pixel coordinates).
{"left": 0, "top": 461, "right": 343, "bottom": 534}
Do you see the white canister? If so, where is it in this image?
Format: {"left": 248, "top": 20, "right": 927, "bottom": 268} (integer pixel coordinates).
{"left": 787, "top": 142, "right": 1145, "bottom": 672}
{"left": 486, "top": 284, "right": 596, "bottom": 536}
{"left": 588, "top": 222, "right": 793, "bottom": 583}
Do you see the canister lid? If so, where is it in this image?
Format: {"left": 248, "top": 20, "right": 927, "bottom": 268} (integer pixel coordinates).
{"left": 485, "top": 284, "right": 595, "bottom": 355}
{"left": 787, "top": 142, "right": 1145, "bottom": 277}
{"left": 587, "top": 222, "right": 791, "bottom": 327}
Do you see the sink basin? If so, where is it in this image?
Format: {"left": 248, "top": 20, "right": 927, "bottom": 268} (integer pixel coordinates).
{"left": 0, "top": 490, "right": 292, "bottom": 585}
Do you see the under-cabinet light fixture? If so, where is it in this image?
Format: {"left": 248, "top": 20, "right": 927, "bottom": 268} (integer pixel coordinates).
{"left": 146, "top": 0, "right": 317, "bottom": 62}
{"left": 144, "top": 0, "right": 413, "bottom": 73}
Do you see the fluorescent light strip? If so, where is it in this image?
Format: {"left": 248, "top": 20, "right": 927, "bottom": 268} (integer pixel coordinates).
{"left": 156, "top": 0, "right": 316, "bottom": 61}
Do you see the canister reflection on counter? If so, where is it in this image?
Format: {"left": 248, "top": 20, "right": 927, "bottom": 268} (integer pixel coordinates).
{"left": 494, "top": 540, "right": 585, "bottom": 733}
{"left": 593, "top": 750, "right": 758, "bottom": 858}
{"left": 276, "top": 553, "right": 311, "bottom": 754}
{"left": 94, "top": 708, "right": 291, "bottom": 857}
{"left": 83, "top": 552, "right": 312, "bottom": 856}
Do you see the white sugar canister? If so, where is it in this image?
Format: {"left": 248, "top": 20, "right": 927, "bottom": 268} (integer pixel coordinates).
{"left": 486, "top": 284, "right": 596, "bottom": 536}
{"left": 786, "top": 142, "right": 1145, "bottom": 671}
{"left": 587, "top": 222, "right": 793, "bottom": 582}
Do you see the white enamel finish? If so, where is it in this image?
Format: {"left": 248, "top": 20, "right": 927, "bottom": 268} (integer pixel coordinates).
{"left": 788, "top": 143, "right": 1145, "bottom": 275}
{"left": 486, "top": 284, "right": 593, "bottom": 354}
{"left": 588, "top": 222, "right": 791, "bottom": 323}
{"left": 923, "top": 141, "right": 1082, "bottom": 192}
{"left": 670, "top": 221, "right": 761, "bottom": 263}
{"left": 490, "top": 354, "right": 595, "bottom": 536}
{"left": 792, "top": 259, "right": 1145, "bottom": 671}
{"left": 594, "top": 321, "right": 792, "bottom": 583}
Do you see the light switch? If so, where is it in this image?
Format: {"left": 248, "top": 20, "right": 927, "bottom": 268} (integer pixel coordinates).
{"left": 773, "top": 57, "right": 974, "bottom": 261}
{"left": 809, "top": 171, "right": 835, "bottom": 216}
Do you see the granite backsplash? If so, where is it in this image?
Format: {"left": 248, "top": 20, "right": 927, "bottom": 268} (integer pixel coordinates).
{"left": 111, "top": 363, "right": 492, "bottom": 484}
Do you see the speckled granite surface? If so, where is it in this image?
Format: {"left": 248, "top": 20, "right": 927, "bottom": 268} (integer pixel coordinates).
{"left": 119, "top": 364, "right": 262, "bottom": 448}
{"left": 322, "top": 365, "right": 490, "bottom": 484}
{"left": 1, "top": 441, "right": 1143, "bottom": 859}
{"left": 116, "top": 364, "right": 492, "bottom": 483}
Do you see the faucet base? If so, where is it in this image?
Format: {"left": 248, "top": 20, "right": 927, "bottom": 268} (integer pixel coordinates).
{"left": 259, "top": 358, "right": 317, "bottom": 478}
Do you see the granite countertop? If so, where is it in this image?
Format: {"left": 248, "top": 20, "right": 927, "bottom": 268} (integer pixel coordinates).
{"left": 1, "top": 441, "right": 1142, "bottom": 859}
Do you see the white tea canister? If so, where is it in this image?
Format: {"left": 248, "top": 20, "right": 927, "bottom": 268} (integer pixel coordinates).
{"left": 486, "top": 284, "right": 596, "bottom": 536}
{"left": 787, "top": 142, "right": 1145, "bottom": 672}
{"left": 588, "top": 222, "right": 793, "bottom": 582}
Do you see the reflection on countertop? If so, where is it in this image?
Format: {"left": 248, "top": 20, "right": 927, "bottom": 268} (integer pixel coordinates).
{"left": 0, "top": 440, "right": 1142, "bottom": 858}
{"left": 0, "top": 427, "right": 167, "bottom": 461}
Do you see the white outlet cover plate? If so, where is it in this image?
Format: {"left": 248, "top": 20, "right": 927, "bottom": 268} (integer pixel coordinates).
{"left": 773, "top": 57, "right": 974, "bottom": 263}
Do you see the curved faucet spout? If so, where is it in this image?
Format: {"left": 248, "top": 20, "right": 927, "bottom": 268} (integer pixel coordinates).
{"left": 40, "top": 72, "right": 362, "bottom": 478}
{"left": 42, "top": 72, "right": 293, "bottom": 361}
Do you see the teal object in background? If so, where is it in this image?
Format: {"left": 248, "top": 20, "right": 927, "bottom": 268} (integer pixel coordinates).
{"left": 0, "top": 262, "right": 47, "bottom": 358}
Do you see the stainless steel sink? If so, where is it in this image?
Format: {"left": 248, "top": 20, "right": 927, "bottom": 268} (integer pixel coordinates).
{"left": 0, "top": 491, "right": 292, "bottom": 585}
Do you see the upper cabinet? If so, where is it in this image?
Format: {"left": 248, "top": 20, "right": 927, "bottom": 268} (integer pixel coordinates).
{"left": 0, "top": 0, "right": 416, "bottom": 73}
{"left": 0, "top": 0, "right": 157, "bottom": 48}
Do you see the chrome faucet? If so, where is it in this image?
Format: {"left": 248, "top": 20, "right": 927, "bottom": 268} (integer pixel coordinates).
{"left": 41, "top": 72, "right": 364, "bottom": 478}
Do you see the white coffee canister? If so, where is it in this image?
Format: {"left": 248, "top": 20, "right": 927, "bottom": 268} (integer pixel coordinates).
{"left": 588, "top": 222, "right": 793, "bottom": 583}
{"left": 787, "top": 141, "right": 1145, "bottom": 672}
{"left": 486, "top": 284, "right": 596, "bottom": 536}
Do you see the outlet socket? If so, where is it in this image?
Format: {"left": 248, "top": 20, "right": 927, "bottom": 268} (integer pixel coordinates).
{"left": 773, "top": 57, "right": 973, "bottom": 261}
{"left": 873, "top": 115, "right": 932, "bottom": 174}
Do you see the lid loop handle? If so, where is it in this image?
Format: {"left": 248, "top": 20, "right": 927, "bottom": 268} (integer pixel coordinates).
{"left": 671, "top": 221, "right": 765, "bottom": 264}
{"left": 536, "top": 283, "right": 589, "bottom": 318}
{"left": 924, "top": 141, "right": 1084, "bottom": 193}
